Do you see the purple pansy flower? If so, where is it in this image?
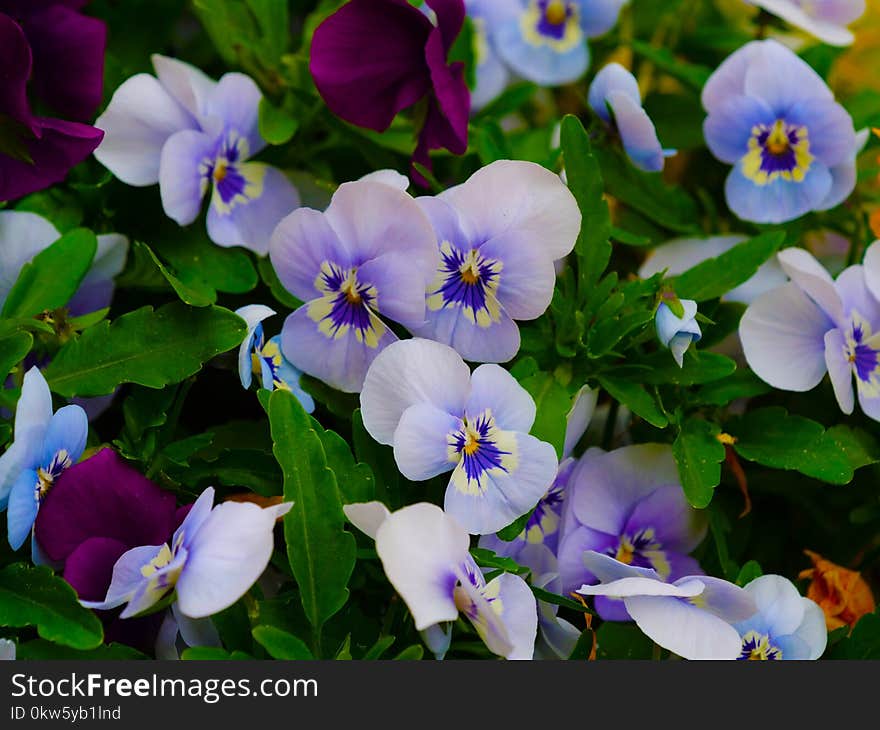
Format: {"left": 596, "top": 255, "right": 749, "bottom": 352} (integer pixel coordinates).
{"left": 734, "top": 575, "right": 827, "bottom": 660}
{"left": 588, "top": 63, "right": 674, "bottom": 173}
{"left": 557, "top": 443, "right": 708, "bottom": 621}
{"left": 492, "top": 0, "right": 627, "bottom": 87}
{"left": 360, "top": 338, "right": 558, "bottom": 535}
{"left": 33, "top": 448, "right": 208, "bottom": 654}
{"left": 740, "top": 244, "right": 880, "bottom": 421}
{"left": 576, "top": 551, "right": 757, "bottom": 660}
{"left": 414, "top": 160, "right": 580, "bottom": 363}
{"left": 746, "top": 0, "right": 865, "bottom": 47}
{"left": 82, "top": 486, "right": 291, "bottom": 620}
{"left": 94, "top": 55, "right": 300, "bottom": 255}
{"left": 269, "top": 179, "right": 438, "bottom": 393}
{"left": 345, "top": 501, "right": 538, "bottom": 659}
{"left": 0, "top": 210, "right": 128, "bottom": 317}
{"left": 0, "top": 12, "right": 103, "bottom": 201}
{"left": 702, "top": 39, "right": 858, "bottom": 224}
{"left": 309, "top": 0, "right": 470, "bottom": 186}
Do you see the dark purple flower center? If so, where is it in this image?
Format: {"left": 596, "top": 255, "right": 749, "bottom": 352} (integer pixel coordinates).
{"left": 742, "top": 119, "right": 813, "bottom": 185}
{"left": 427, "top": 242, "right": 502, "bottom": 328}
{"left": 307, "top": 262, "right": 385, "bottom": 348}
{"left": 605, "top": 528, "right": 668, "bottom": 575}
{"left": 738, "top": 631, "right": 782, "bottom": 660}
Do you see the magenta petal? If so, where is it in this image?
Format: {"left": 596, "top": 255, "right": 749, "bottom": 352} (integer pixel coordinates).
{"left": 63, "top": 536, "right": 128, "bottom": 602}
{"left": 34, "top": 448, "right": 178, "bottom": 564}
{"left": 309, "top": 0, "right": 432, "bottom": 132}
{"left": 425, "top": 0, "right": 466, "bottom": 51}
{"left": 24, "top": 5, "right": 107, "bottom": 121}
{"left": 0, "top": 14, "right": 32, "bottom": 122}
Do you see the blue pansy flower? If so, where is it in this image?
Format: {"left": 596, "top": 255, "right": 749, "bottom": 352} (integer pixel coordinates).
{"left": 463, "top": 0, "right": 519, "bottom": 110}
{"left": 746, "top": 0, "right": 865, "bottom": 47}
{"left": 734, "top": 575, "right": 827, "bottom": 660}
{"left": 702, "top": 40, "right": 858, "bottom": 224}
{"left": 360, "top": 338, "right": 558, "bottom": 535}
{"left": 414, "top": 160, "right": 580, "bottom": 363}
{"left": 655, "top": 299, "right": 701, "bottom": 367}
{"left": 588, "top": 63, "right": 674, "bottom": 172}
{"left": 493, "top": 0, "right": 627, "bottom": 86}
{"left": 234, "top": 304, "right": 314, "bottom": 413}
{"left": 0, "top": 367, "right": 88, "bottom": 552}
{"left": 94, "top": 55, "right": 300, "bottom": 254}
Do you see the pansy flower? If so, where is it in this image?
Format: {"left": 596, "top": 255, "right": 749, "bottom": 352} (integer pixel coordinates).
{"left": 740, "top": 243, "right": 880, "bottom": 421}
{"left": 269, "top": 179, "right": 438, "bottom": 393}
{"left": 463, "top": 0, "right": 519, "bottom": 110}
{"left": 0, "top": 210, "right": 128, "bottom": 316}
{"left": 493, "top": 0, "right": 627, "bottom": 86}
{"left": 414, "top": 160, "right": 580, "bottom": 363}
{"left": 639, "top": 235, "right": 787, "bottom": 306}
{"left": 234, "top": 305, "right": 314, "bottom": 413}
{"left": 734, "top": 575, "right": 827, "bottom": 660}
{"left": 0, "top": 639, "right": 14, "bottom": 660}
{"left": 82, "top": 487, "right": 291, "bottom": 620}
{"left": 94, "top": 54, "right": 300, "bottom": 254}
{"left": 0, "top": 367, "right": 88, "bottom": 553}
{"left": 576, "top": 551, "right": 757, "bottom": 660}
{"left": 345, "top": 501, "right": 538, "bottom": 659}
{"left": 360, "top": 338, "right": 558, "bottom": 535}
{"left": 588, "top": 63, "right": 674, "bottom": 172}
{"left": 309, "top": 0, "right": 470, "bottom": 185}
{"left": 746, "top": 0, "right": 866, "bottom": 47}
{"left": 0, "top": 12, "right": 103, "bottom": 201}
{"left": 655, "top": 299, "right": 702, "bottom": 368}
{"left": 557, "top": 443, "right": 707, "bottom": 620}
{"left": 702, "top": 40, "right": 858, "bottom": 224}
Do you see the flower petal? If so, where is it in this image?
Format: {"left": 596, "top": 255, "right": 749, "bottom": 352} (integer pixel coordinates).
{"left": 466, "top": 364, "right": 536, "bottom": 433}
{"left": 7, "top": 468, "right": 39, "bottom": 550}
{"left": 343, "top": 501, "right": 391, "bottom": 541}
{"left": 158, "top": 129, "right": 214, "bottom": 226}
{"left": 825, "top": 329, "right": 855, "bottom": 414}
{"left": 393, "top": 402, "right": 461, "bottom": 481}
{"left": 80, "top": 544, "right": 165, "bottom": 611}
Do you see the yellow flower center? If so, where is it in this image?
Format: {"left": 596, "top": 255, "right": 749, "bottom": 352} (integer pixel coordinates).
{"left": 545, "top": 0, "right": 567, "bottom": 25}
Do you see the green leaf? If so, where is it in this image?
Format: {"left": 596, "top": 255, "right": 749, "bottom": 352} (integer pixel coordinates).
{"left": 0, "top": 564, "right": 103, "bottom": 650}
{"left": 362, "top": 635, "right": 396, "bottom": 660}
{"left": 627, "top": 351, "right": 737, "bottom": 386}
{"left": 696, "top": 369, "right": 771, "bottom": 406}
{"left": 587, "top": 309, "right": 654, "bottom": 358}
{"left": 181, "top": 647, "right": 255, "bottom": 660}
{"left": 670, "top": 231, "right": 785, "bottom": 302}
{"left": 630, "top": 39, "right": 712, "bottom": 91}
{"left": 393, "top": 645, "right": 424, "bottom": 660}
{"left": 1, "top": 228, "right": 97, "bottom": 318}
{"left": 735, "top": 560, "right": 763, "bottom": 587}
{"left": 825, "top": 425, "right": 880, "bottom": 472}
{"left": 673, "top": 418, "right": 725, "bottom": 508}
{"left": 495, "top": 511, "right": 530, "bottom": 542}
{"left": 560, "top": 115, "right": 612, "bottom": 292}
{"left": 470, "top": 547, "right": 529, "bottom": 576}
{"left": 596, "top": 622, "right": 653, "bottom": 660}
{"left": 44, "top": 303, "right": 246, "bottom": 397}
{"left": 259, "top": 96, "right": 299, "bottom": 145}
{"left": 598, "top": 376, "right": 668, "bottom": 428}
{"left": 15, "top": 640, "right": 148, "bottom": 660}
{"left": 829, "top": 612, "right": 880, "bottom": 659}
{"left": 517, "top": 371, "right": 571, "bottom": 459}
{"left": 567, "top": 630, "right": 596, "bottom": 660}
{"left": 0, "top": 332, "right": 32, "bottom": 379}
{"left": 316, "top": 427, "right": 376, "bottom": 505}
{"left": 252, "top": 625, "right": 314, "bottom": 659}
{"left": 728, "top": 407, "right": 854, "bottom": 485}
{"left": 269, "top": 389, "right": 356, "bottom": 655}
{"left": 137, "top": 241, "right": 216, "bottom": 307}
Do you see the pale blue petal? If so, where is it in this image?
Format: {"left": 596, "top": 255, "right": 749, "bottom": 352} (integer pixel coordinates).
{"left": 207, "top": 163, "right": 301, "bottom": 256}
{"left": 7, "top": 469, "right": 38, "bottom": 550}
{"left": 738, "top": 575, "right": 804, "bottom": 637}
{"left": 494, "top": 17, "right": 589, "bottom": 86}
{"left": 414, "top": 298, "right": 521, "bottom": 364}
{"left": 393, "top": 403, "right": 460, "bottom": 481}
{"left": 725, "top": 162, "right": 832, "bottom": 224}
{"left": 158, "top": 129, "right": 214, "bottom": 226}
{"left": 825, "top": 329, "right": 855, "bottom": 414}
{"left": 740, "top": 283, "right": 834, "bottom": 392}
{"left": 704, "top": 94, "right": 775, "bottom": 165}
{"left": 793, "top": 597, "right": 827, "bottom": 660}
{"left": 786, "top": 99, "right": 856, "bottom": 168}
{"left": 174, "top": 487, "right": 215, "bottom": 551}
{"left": 234, "top": 305, "right": 275, "bottom": 389}
{"left": 588, "top": 63, "right": 640, "bottom": 123}
{"left": 40, "top": 405, "right": 88, "bottom": 470}
{"left": 80, "top": 544, "right": 165, "bottom": 611}
{"left": 485, "top": 572, "right": 537, "bottom": 659}
{"left": 15, "top": 367, "right": 53, "bottom": 443}
{"left": 480, "top": 230, "right": 559, "bottom": 319}
{"left": 172, "top": 602, "right": 221, "bottom": 648}
{"left": 742, "top": 39, "right": 834, "bottom": 114}
{"left": 201, "top": 73, "right": 265, "bottom": 157}
{"left": 818, "top": 157, "right": 857, "bottom": 212}
{"left": 578, "top": 0, "right": 627, "bottom": 37}
{"left": 607, "top": 90, "right": 666, "bottom": 172}
{"left": 466, "top": 364, "right": 536, "bottom": 433}
{"left": 358, "top": 253, "right": 430, "bottom": 331}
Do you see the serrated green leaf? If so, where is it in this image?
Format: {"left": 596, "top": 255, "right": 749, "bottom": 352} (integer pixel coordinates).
{"left": 560, "top": 115, "right": 612, "bottom": 293}
{"left": 598, "top": 376, "right": 668, "bottom": 428}
{"left": 2, "top": 228, "right": 97, "bottom": 319}
{"left": 252, "top": 625, "right": 314, "bottom": 659}
{"left": 44, "top": 303, "right": 246, "bottom": 397}
{"left": 728, "top": 407, "right": 853, "bottom": 485}
{"left": 0, "top": 564, "right": 103, "bottom": 650}
{"left": 269, "top": 389, "right": 356, "bottom": 656}
{"left": 673, "top": 418, "right": 725, "bottom": 508}
{"left": 670, "top": 231, "right": 785, "bottom": 302}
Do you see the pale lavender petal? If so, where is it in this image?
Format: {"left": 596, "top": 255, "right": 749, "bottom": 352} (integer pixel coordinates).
{"left": 7, "top": 469, "right": 39, "bottom": 550}
{"left": 825, "top": 329, "right": 855, "bottom": 414}
{"left": 607, "top": 90, "right": 666, "bottom": 172}
{"left": 0, "top": 212, "right": 60, "bottom": 310}
{"left": 739, "top": 283, "right": 834, "bottom": 391}
{"left": 588, "top": 63, "right": 641, "bottom": 124}
{"left": 743, "top": 40, "right": 834, "bottom": 113}
{"left": 158, "top": 129, "right": 214, "bottom": 226}
{"left": 343, "top": 501, "right": 391, "bottom": 541}
{"left": 360, "top": 338, "right": 471, "bottom": 444}
{"left": 374, "top": 503, "right": 469, "bottom": 631}
{"left": 465, "top": 364, "right": 536, "bottom": 433}
{"left": 623, "top": 485, "right": 707, "bottom": 554}
{"left": 778, "top": 247, "right": 844, "bottom": 325}
{"left": 393, "top": 403, "right": 461, "bottom": 481}
{"left": 479, "top": 230, "right": 558, "bottom": 319}
{"left": 151, "top": 54, "right": 215, "bottom": 124}
{"left": 703, "top": 94, "right": 775, "bottom": 164}
{"left": 201, "top": 73, "right": 265, "bottom": 156}
{"left": 741, "top": 574, "right": 804, "bottom": 637}
{"left": 484, "top": 572, "right": 537, "bottom": 660}
{"left": 413, "top": 299, "right": 522, "bottom": 364}
{"left": 79, "top": 544, "right": 163, "bottom": 611}
{"left": 358, "top": 253, "right": 430, "bottom": 330}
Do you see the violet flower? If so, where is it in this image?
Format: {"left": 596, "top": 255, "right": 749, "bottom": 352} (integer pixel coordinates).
{"left": 310, "top": 0, "right": 470, "bottom": 185}
{"left": 0, "top": 11, "right": 104, "bottom": 201}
